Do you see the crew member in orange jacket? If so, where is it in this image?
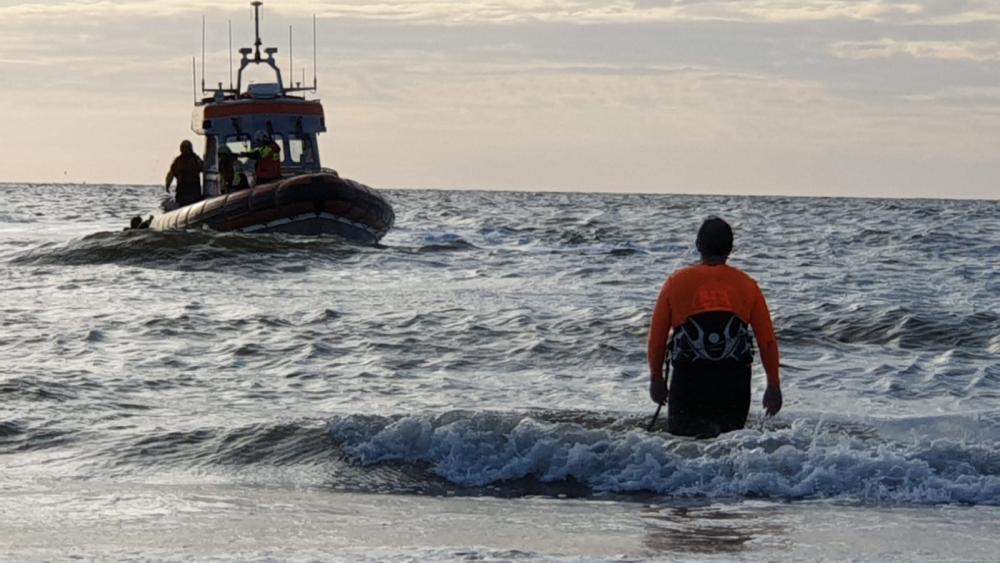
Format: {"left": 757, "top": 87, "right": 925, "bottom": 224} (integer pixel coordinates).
{"left": 647, "top": 217, "right": 783, "bottom": 437}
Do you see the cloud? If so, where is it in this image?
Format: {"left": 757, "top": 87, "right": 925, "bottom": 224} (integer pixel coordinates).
{"left": 831, "top": 38, "right": 1000, "bottom": 62}
{"left": 1, "top": 0, "right": 998, "bottom": 25}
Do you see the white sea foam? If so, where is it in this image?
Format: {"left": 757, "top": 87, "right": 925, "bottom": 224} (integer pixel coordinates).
{"left": 330, "top": 412, "right": 1000, "bottom": 505}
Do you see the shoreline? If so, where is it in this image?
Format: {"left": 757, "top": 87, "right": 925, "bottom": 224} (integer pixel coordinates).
{"left": 3, "top": 479, "right": 999, "bottom": 562}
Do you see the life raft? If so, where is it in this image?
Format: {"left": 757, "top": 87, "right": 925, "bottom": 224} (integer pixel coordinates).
{"left": 149, "top": 173, "right": 394, "bottom": 243}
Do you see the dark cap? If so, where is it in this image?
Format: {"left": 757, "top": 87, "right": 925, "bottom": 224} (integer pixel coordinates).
{"left": 696, "top": 216, "right": 733, "bottom": 259}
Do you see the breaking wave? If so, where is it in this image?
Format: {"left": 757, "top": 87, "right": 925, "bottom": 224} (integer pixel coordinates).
{"left": 328, "top": 410, "right": 1000, "bottom": 506}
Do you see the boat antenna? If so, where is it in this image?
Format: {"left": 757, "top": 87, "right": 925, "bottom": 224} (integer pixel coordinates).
{"left": 201, "top": 15, "right": 206, "bottom": 93}
{"left": 252, "top": 1, "right": 263, "bottom": 62}
{"left": 191, "top": 57, "right": 197, "bottom": 104}
{"left": 228, "top": 20, "right": 234, "bottom": 91}
{"left": 312, "top": 13, "right": 318, "bottom": 91}
{"left": 289, "top": 25, "right": 293, "bottom": 87}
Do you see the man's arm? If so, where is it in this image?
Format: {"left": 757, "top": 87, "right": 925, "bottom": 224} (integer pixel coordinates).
{"left": 749, "top": 284, "right": 782, "bottom": 416}
{"left": 647, "top": 279, "right": 672, "bottom": 404}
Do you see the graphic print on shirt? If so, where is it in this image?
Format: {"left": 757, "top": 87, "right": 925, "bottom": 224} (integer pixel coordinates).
{"left": 670, "top": 311, "right": 755, "bottom": 365}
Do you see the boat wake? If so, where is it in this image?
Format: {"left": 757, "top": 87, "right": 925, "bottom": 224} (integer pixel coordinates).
{"left": 9, "top": 229, "right": 377, "bottom": 270}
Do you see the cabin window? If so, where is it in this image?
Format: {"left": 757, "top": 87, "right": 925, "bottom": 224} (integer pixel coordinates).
{"left": 222, "top": 134, "right": 286, "bottom": 164}
{"left": 287, "top": 136, "right": 315, "bottom": 165}
{"left": 224, "top": 135, "right": 252, "bottom": 157}
{"left": 271, "top": 134, "right": 285, "bottom": 154}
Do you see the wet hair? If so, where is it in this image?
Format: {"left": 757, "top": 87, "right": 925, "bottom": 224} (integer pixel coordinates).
{"left": 696, "top": 216, "right": 733, "bottom": 259}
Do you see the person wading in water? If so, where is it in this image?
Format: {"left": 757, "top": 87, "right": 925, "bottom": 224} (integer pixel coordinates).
{"left": 647, "top": 216, "right": 782, "bottom": 437}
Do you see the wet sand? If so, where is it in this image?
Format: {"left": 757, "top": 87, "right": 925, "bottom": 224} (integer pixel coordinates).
{"left": 3, "top": 480, "right": 998, "bottom": 562}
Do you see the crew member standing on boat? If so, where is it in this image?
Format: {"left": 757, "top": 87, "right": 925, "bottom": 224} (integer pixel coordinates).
{"left": 218, "top": 145, "right": 239, "bottom": 194}
{"left": 243, "top": 131, "right": 282, "bottom": 185}
{"left": 165, "top": 140, "right": 204, "bottom": 206}
{"left": 647, "top": 216, "right": 783, "bottom": 437}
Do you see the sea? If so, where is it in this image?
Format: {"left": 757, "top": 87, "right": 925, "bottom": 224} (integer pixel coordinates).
{"left": 1, "top": 183, "right": 998, "bottom": 562}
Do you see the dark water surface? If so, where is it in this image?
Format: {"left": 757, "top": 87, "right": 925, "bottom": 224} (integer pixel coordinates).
{"left": 1, "top": 184, "right": 998, "bottom": 561}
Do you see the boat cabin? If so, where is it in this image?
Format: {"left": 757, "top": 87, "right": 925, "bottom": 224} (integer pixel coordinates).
{"left": 190, "top": 3, "right": 326, "bottom": 196}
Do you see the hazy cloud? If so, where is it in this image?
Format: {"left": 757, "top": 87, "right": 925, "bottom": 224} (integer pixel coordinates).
{"left": 831, "top": 38, "right": 1000, "bottom": 62}
{"left": 2, "top": 0, "right": 999, "bottom": 25}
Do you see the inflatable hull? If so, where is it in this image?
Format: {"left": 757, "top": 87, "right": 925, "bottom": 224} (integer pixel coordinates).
{"left": 150, "top": 173, "right": 394, "bottom": 243}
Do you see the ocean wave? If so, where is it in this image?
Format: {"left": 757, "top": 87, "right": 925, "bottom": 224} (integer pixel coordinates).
{"left": 415, "top": 239, "right": 480, "bottom": 254}
{"left": 0, "top": 421, "right": 78, "bottom": 454}
{"left": 0, "top": 375, "right": 89, "bottom": 403}
{"left": 45, "top": 407, "right": 1000, "bottom": 507}
{"left": 328, "top": 410, "right": 1000, "bottom": 506}
{"left": 779, "top": 306, "right": 1000, "bottom": 351}
{"left": 0, "top": 420, "right": 24, "bottom": 437}
{"left": 83, "top": 422, "right": 338, "bottom": 470}
{"left": 8, "top": 230, "right": 374, "bottom": 270}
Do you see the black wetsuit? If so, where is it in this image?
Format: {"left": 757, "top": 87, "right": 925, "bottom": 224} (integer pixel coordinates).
{"left": 170, "top": 152, "right": 204, "bottom": 206}
{"left": 666, "top": 311, "right": 755, "bottom": 437}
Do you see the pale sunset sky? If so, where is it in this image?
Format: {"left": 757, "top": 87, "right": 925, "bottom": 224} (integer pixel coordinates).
{"left": 1, "top": 0, "right": 999, "bottom": 199}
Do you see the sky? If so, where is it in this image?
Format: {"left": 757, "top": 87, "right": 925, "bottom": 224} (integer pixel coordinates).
{"left": 1, "top": 1, "right": 999, "bottom": 199}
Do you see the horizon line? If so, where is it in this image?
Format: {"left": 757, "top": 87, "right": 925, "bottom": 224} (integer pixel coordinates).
{"left": 0, "top": 182, "right": 994, "bottom": 203}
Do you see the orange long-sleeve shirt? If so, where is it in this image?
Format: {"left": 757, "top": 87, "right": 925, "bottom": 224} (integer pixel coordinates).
{"left": 647, "top": 263, "right": 780, "bottom": 386}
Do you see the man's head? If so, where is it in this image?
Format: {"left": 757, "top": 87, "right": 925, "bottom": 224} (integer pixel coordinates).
{"left": 253, "top": 130, "right": 270, "bottom": 147}
{"left": 696, "top": 216, "right": 733, "bottom": 263}
{"left": 179, "top": 140, "right": 194, "bottom": 154}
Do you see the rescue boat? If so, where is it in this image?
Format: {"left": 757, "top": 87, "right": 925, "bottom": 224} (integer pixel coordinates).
{"left": 147, "top": 1, "right": 394, "bottom": 243}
